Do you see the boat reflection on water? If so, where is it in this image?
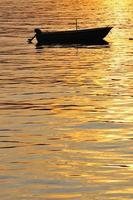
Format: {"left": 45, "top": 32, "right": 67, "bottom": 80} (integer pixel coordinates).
{"left": 35, "top": 39, "right": 110, "bottom": 49}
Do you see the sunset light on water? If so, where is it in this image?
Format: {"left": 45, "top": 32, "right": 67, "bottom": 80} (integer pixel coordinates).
{"left": 0, "top": 0, "right": 133, "bottom": 199}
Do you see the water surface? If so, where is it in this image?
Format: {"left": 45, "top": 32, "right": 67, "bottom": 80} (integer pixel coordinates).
{"left": 0, "top": 0, "right": 133, "bottom": 199}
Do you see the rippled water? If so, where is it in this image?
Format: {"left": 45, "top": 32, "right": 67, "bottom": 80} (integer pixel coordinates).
{"left": 0, "top": 0, "right": 133, "bottom": 199}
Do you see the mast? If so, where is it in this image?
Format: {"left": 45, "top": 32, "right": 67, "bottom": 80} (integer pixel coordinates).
{"left": 76, "top": 19, "right": 78, "bottom": 30}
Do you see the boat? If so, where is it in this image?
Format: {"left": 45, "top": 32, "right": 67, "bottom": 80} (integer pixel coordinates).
{"left": 28, "top": 26, "right": 112, "bottom": 46}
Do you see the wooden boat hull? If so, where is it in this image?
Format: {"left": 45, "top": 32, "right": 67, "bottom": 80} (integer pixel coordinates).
{"left": 36, "top": 27, "right": 112, "bottom": 45}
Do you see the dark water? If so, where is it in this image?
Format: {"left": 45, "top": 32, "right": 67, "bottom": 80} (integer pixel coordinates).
{"left": 0, "top": 0, "right": 133, "bottom": 199}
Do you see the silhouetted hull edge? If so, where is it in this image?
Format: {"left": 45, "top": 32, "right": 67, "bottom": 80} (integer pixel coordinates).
{"left": 36, "top": 27, "right": 112, "bottom": 45}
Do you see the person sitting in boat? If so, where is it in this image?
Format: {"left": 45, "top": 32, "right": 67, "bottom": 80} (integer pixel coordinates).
{"left": 28, "top": 28, "right": 42, "bottom": 43}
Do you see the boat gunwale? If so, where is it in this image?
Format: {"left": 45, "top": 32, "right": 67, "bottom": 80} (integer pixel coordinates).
{"left": 41, "top": 26, "right": 113, "bottom": 36}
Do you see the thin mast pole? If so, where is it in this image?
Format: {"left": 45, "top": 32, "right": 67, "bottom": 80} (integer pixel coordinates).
{"left": 76, "top": 18, "right": 78, "bottom": 30}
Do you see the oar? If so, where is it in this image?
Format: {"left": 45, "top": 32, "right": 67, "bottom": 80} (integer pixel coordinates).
{"left": 27, "top": 34, "right": 36, "bottom": 43}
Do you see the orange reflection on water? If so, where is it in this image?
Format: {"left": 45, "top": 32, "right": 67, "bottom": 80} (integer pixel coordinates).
{"left": 0, "top": 0, "right": 133, "bottom": 200}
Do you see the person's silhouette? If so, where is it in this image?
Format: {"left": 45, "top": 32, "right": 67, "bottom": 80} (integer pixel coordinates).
{"left": 28, "top": 28, "right": 42, "bottom": 43}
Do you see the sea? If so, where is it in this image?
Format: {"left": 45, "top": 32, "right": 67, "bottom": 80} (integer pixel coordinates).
{"left": 0, "top": 0, "right": 133, "bottom": 199}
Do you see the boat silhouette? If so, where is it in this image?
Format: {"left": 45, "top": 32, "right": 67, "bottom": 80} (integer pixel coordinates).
{"left": 28, "top": 26, "right": 112, "bottom": 46}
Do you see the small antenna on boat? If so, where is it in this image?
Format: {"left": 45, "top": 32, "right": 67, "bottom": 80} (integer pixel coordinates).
{"left": 76, "top": 19, "right": 78, "bottom": 30}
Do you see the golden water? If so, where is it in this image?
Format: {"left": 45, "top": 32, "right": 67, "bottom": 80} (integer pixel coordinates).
{"left": 0, "top": 0, "right": 133, "bottom": 199}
